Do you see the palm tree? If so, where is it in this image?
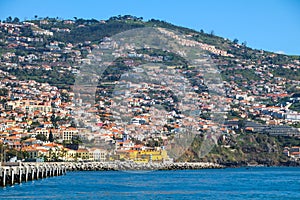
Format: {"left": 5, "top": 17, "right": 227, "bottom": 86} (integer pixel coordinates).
{"left": 59, "top": 149, "right": 68, "bottom": 161}
{"left": 48, "top": 148, "right": 53, "bottom": 161}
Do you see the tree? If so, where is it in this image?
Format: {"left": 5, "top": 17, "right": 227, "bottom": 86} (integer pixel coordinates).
{"left": 51, "top": 113, "right": 55, "bottom": 122}
{"left": 72, "top": 135, "right": 82, "bottom": 145}
{"left": 36, "top": 133, "right": 47, "bottom": 141}
{"left": 6, "top": 16, "right": 12, "bottom": 23}
{"left": 242, "top": 41, "right": 247, "bottom": 47}
{"left": 0, "top": 88, "right": 8, "bottom": 96}
{"left": 59, "top": 149, "right": 68, "bottom": 161}
{"left": 233, "top": 38, "right": 239, "bottom": 44}
{"left": 12, "top": 17, "right": 20, "bottom": 23}
{"left": 70, "top": 120, "right": 76, "bottom": 128}
{"left": 49, "top": 130, "right": 54, "bottom": 142}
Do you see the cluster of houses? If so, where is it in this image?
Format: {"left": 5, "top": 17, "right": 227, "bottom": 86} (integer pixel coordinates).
{"left": 0, "top": 18, "right": 299, "bottom": 163}
{"left": 21, "top": 140, "right": 167, "bottom": 163}
{"left": 283, "top": 146, "right": 300, "bottom": 160}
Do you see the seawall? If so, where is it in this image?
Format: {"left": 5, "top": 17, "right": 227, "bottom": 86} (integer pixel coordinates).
{"left": 65, "top": 161, "right": 224, "bottom": 171}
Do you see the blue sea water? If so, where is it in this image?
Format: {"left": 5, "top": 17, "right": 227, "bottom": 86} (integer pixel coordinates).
{"left": 1, "top": 167, "right": 300, "bottom": 200}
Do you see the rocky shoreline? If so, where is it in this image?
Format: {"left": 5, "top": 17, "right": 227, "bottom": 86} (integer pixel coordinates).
{"left": 62, "top": 161, "right": 224, "bottom": 171}
{"left": 218, "top": 160, "right": 300, "bottom": 168}
{"left": 63, "top": 160, "right": 300, "bottom": 171}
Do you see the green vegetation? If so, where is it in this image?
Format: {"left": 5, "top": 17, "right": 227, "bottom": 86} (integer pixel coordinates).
{"left": 1, "top": 15, "right": 299, "bottom": 86}
{"left": 53, "top": 20, "right": 145, "bottom": 43}
{"left": 4, "top": 68, "right": 75, "bottom": 89}
{"left": 272, "top": 67, "right": 300, "bottom": 81}
{"left": 290, "top": 102, "right": 300, "bottom": 112}
{"left": 221, "top": 68, "right": 261, "bottom": 82}
{"left": 36, "top": 133, "right": 47, "bottom": 141}
{"left": 0, "top": 88, "right": 8, "bottom": 96}
{"left": 136, "top": 48, "right": 188, "bottom": 67}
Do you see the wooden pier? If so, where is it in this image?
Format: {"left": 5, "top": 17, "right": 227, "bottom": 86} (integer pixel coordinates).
{"left": 0, "top": 163, "right": 67, "bottom": 187}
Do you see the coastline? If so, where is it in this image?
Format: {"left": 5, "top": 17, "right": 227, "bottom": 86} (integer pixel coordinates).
{"left": 2, "top": 160, "right": 300, "bottom": 172}
{"left": 2, "top": 161, "right": 300, "bottom": 187}
{"left": 218, "top": 160, "right": 300, "bottom": 168}
{"left": 2, "top": 161, "right": 224, "bottom": 171}
{"left": 3, "top": 160, "right": 300, "bottom": 172}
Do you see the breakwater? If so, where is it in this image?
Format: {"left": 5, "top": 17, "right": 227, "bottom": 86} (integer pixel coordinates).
{"left": 65, "top": 161, "right": 224, "bottom": 171}
{"left": 0, "top": 161, "right": 223, "bottom": 186}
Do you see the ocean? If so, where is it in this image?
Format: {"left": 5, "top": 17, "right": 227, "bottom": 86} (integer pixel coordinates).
{"left": 1, "top": 167, "right": 300, "bottom": 199}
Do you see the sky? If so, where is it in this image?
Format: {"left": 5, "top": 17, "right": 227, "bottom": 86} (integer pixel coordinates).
{"left": 0, "top": 0, "right": 299, "bottom": 55}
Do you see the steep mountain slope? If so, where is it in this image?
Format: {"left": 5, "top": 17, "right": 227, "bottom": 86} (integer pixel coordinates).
{"left": 0, "top": 15, "right": 299, "bottom": 165}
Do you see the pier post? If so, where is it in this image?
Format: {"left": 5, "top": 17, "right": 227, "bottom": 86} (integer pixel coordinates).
{"left": 46, "top": 166, "right": 49, "bottom": 177}
{"left": 31, "top": 167, "right": 34, "bottom": 180}
{"left": 43, "top": 167, "right": 46, "bottom": 178}
{"left": 25, "top": 166, "right": 28, "bottom": 182}
{"left": 11, "top": 168, "right": 14, "bottom": 185}
{"left": 18, "top": 167, "right": 22, "bottom": 183}
{"left": 36, "top": 167, "right": 39, "bottom": 179}
{"left": 2, "top": 169, "right": 6, "bottom": 187}
{"left": 55, "top": 166, "right": 58, "bottom": 176}
{"left": 40, "top": 167, "right": 43, "bottom": 178}
{"left": 44, "top": 166, "right": 46, "bottom": 178}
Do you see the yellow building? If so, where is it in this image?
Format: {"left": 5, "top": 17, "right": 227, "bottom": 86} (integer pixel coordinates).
{"left": 113, "top": 148, "right": 168, "bottom": 163}
{"left": 135, "top": 149, "right": 168, "bottom": 162}
{"left": 65, "top": 148, "right": 77, "bottom": 161}
{"left": 76, "top": 148, "right": 89, "bottom": 160}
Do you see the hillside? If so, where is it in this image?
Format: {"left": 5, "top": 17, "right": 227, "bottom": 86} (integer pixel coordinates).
{"left": 0, "top": 15, "right": 299, "bottom": 165}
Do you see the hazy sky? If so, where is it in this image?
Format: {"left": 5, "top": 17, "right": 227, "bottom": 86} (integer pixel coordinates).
{"left": 0, "top": 0, "right": 299, "bottom": 55}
